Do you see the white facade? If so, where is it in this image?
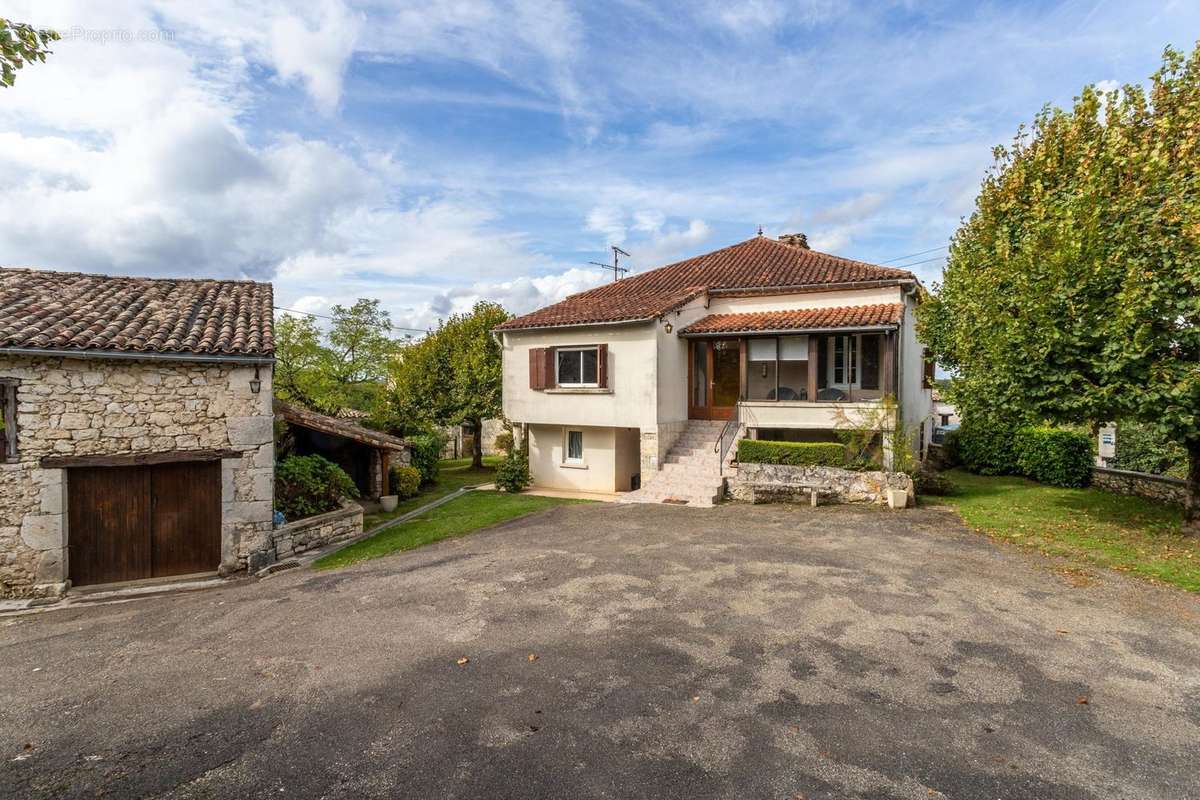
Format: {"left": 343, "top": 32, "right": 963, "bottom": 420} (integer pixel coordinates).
{"left": 501, "top": 285, "right": 935, "bottom": 494}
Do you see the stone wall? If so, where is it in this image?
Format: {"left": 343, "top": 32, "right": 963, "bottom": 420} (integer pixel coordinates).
{"left": 1091, "top": 467, "right": 1186, "bottom": 506}
{"left": 729, "top": 462, "right": 913, "bottom": 506}
{"left": 258, "top": 501, "right": 362, "bottom": 570}
{"left": 640, "top": 419, "right": 688, "bottom": 475}
{"left": 0, "top": 355, "right": 274, "bottom": 597}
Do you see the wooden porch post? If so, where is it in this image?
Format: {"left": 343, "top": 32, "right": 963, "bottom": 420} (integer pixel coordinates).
{"left": 807, "top": 335, "right": 819, "bottom": 402}
{"left": 738, "top": 339, "right": 747, "bottom": 401}
{"left": 379, "top": 449, "right": 391, "bottom": 497}
{"left": 881, "top": 332, "right": 896, "bottom": 397}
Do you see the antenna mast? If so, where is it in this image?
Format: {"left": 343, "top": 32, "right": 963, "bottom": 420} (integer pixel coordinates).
{"left": 589, "top": 245, "right": 631, "bottom": 282}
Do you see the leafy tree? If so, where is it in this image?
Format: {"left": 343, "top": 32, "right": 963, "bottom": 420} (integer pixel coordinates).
{"left": 389, "top": 301, "right": 510, "bottom": 468}
{"left": 273, "top": 300, "right": 400, "bottom": 418}
{"left": 919, "top": 44, "right": 1200, "bottom": 533}
{"left": 1, "top": 17, "right": 59, "bottom": 87}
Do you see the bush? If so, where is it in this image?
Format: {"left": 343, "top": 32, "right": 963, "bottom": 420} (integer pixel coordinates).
{"left": 390, "top": 465, "right": 421, "bottom": 499}
{"left": 275, "top": 454, "right": 359, "bottom": 521}
{"left": 940, "top": 429, "right": 962, "bottom": 467}
{"left": 736, "top": 439, "right": 846, "bottom": 467}
{"left": 1015, "top": 427, "right": 1093, "bottom": 488}
{"left": 956, "top": 417, "right": 1021, "bottom": 475}
{"left": 912, "top": 465, "right": 958, "bottom": 496}
{"left": 407, "top": 432, "right": 445, "bottom": 485}
{"left": 1112, "top": 421, "right": 1188, "bottom": 477}
{"left": 494, "top": 430, "right": 514, "bottom": 454}
{"left": 494, "top": 450, "right": 531, "bottom": 493}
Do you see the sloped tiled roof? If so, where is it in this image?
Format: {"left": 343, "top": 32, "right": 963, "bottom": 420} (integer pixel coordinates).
{"left": 275, "top": 400, "right": 410, "bottom": 451}
{"left": 495, "top": 236, "right": 914, "bottom": 331}
{"left": 679, "top": 304, "right": 904, "bottom": 336}
{"left": 0, "top": 268, "right": 274, "bottom": 357}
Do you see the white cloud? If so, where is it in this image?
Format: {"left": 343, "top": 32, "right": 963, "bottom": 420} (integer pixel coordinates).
{"left": 266, "top": 1, "right": 362, "bottom": 114}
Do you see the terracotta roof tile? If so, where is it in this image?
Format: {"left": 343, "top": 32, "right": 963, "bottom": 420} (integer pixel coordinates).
{"left": 679, "top": 304, "right": 904, "bottom": 336}
{"left": 275, "top": 400, "right": 409, "bottom": 451}
{"left": 0, "top": 268, "right": 274, "bottom": 357}
{"left": 495, "top": 236, "right": 914, "bottom": 331}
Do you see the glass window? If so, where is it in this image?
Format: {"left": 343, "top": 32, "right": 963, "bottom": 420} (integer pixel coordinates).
{"left": 748, "top": 338, "right": 776, "bottom": 362}
{"left": 566, "top": 429, "right": 584, "bottom": 463}
{"left": 779, "top": 335, "right": 808, "bottom": 361}
{"left": 556, "top": 347, "right": 598, "bottom": 386}
{"left": 833, "top": 337, "right": 845, "bottom": 384}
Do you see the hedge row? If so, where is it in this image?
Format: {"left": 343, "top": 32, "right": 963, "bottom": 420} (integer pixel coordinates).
{"left": 949, "top": 420, "right": 1092, "bottom": 488}
{"left": 736, "top": 439, "right": 845, "bottom": 467}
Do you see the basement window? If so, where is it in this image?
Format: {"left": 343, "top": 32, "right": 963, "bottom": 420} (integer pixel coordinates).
{"left": 564, "top": 429, "right": 585, "bottom": 465}
{"left": 0, "top": 380, "right": 17, "bottom": 461}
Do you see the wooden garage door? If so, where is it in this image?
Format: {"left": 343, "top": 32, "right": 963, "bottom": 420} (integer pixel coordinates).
{"left": 68, "top": 461, "right": 221, "bottom": 587}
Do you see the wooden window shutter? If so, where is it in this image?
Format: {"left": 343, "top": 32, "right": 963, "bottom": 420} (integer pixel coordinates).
{"left": 1, "top": 382, "right": 16, "bottom": 460}
{"left": 597, "top": 344, "right": 609, "bottom": 388}
{"left": 923, "top": 355, "right": 936, "bottom": 389}
{"left": 545, "top": 347, "right": 556, "bottom": 388}
{"left": 529, "top": 348, "right": 543, "bottom": 389}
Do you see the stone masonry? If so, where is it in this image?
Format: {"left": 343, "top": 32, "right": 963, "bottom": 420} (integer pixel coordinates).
{"left": 0, "top": 355, "right": 275, "bottom": 597}
{"left": 729, "top": 462, "right": 913, "bottom": 506}
{"left": 260, "top": 502, "right": 363, "bottom": 570}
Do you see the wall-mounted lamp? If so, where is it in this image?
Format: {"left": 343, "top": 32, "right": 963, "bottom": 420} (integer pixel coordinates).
{"left": 664, "top": 321, "right": 673, "bottom": 334}
{"left": 761, "top": 362, "right": 769, "bottom": 379}
{"left": 249, "top": 365, "right": 262, "bottom": 394}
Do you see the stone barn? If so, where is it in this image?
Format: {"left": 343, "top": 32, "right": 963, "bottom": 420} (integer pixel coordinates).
{"left": 0, "top": 269, "right": 276, "bottom": 597}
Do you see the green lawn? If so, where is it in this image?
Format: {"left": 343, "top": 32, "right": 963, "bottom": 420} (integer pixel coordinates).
{"left": 314, "top": 490, "right": 583, "bottom": 570}
{"left": 361, "top": 455, "right": 504, "bottom": 531}
{"left": 938, "top": 470, "right": 1198, "bottom": 592}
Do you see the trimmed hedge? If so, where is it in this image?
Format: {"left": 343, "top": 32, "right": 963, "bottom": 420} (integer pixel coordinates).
{"left": 275, "top": 454, "right": 359, "bottom": 521}
{"left": 736, "top": 439, "right": 846, "bottom": 467}
{"left": 390, "top": 465, "right": 421, "bottom": 499}
{"left": 956, "top": 417, "right": 1021, "bottom": 475}
{"left": 1015, "top": 427, "right": 1093, "bottom": 488}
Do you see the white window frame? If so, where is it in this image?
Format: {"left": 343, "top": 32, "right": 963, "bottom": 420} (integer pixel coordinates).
{"left": 827, "top": 334, "right": 861, "bottom": 390}
{"left": 555, "top": 346, "right": 600, "bottom": 388}
{"left": 563, "top": 428, "right": 585, "bottom": 466}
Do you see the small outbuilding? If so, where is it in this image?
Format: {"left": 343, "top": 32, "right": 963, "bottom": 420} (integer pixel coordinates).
{"left": 274, "top": 400, "right": 411, "bottom": 500}
{"left": 0, "top": 268, "right": 276, "bottom": 597}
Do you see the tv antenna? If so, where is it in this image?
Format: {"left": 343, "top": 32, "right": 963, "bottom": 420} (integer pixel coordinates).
{"left": 589, "top": 245, "right": 630, "bottom": 281}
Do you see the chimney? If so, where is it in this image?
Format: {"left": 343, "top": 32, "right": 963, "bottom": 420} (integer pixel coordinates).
{"left": 778, "top": 232, "right": 809, "bottom": 249}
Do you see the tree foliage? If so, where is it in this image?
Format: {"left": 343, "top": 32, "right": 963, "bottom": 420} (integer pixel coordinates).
{"left": 1, "top": 18, "right": 59, "bottom": 88}
{"left": 919, "top": 44, "right": 1200, "bottom": 532}
{"left": 389, "top": 301, "right": 510, "bottom": 467}
{"left": 274, "top": 300, "right": 401, "bottom": 420}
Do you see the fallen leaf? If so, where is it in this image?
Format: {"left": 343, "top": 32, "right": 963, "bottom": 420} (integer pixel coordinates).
{"left": 527, "top": 654, "right": 538, "bottom": 662}
{"left": 1076, "top": 696, "right": 1089, "bottom": 705}
{"left": 456, "top": 657, "right": 470, "bottom": 666}
{"left": 1056, "top": 629, "right": 1069, "bottom": 634}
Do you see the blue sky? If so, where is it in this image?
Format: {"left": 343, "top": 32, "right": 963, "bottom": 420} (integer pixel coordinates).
{"left": 3, "top": 0, "right": 1198, "bottom": 331}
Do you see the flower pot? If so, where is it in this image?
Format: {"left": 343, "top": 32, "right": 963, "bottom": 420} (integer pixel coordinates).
{"left": 379, "top": 495, "right": 398, "bottom": 512}
{"left": 886, "top": 488, "right": 908, "bottom": 510}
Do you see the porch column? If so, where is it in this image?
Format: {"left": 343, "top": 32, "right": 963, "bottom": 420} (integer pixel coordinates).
{"left": 379, "top": 449, "right": 391, "bottom": 497}
{"left": 807, "top": 335, "right": 819, "bottom": 401}
{"left": 881, "top": 332, "right": 896, "bottom": 397}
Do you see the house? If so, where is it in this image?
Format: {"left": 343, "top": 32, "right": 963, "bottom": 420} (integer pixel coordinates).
{"left": 0, "top": 269, "right": 275, "bottom": 597}
{"left": 495, "top": 233, "right": 936, "bottom": 505}
{"left": 932, "top": 389, "right": 959, "bottom": 428}
{"left": 275, "top": 399, "right": 411, "bottom": 499}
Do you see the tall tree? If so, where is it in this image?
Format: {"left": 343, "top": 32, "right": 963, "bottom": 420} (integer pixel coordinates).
{"left": 919, "top": 44, "right": 1200, "bottom": 533}
{"left": 273, "top": 300, "right": 400, "bottom": 418}
{"left": 1, "top": 18, "right": 59, "bottom": 88}
{"left": 389, "top": 301, "right": 510, "bottom": 467}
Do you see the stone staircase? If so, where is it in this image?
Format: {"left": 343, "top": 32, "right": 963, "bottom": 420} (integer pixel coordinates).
{"left": 618, "top": 420, "right": 737, "bottom": 507}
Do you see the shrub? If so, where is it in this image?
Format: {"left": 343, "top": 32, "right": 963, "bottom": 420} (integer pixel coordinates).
{"left": 407, "top": 432, "right": 445, "bottom": 485}
{"left": 1015, "top": 427, "right": 1093, "bottom": 488}
{"left": 956, "top": 417, "right": 1021, "bottom": 475}
{"left": 275, "top": 454, "right": 359, "bottom": 520}
{"left": 1112, "top": 420, "right": 1188, "bottom": 477}
{"left": 493, "top": 430, "right": 514, "bottom": 454}
{"left": 736, "top": 439, "right": 846, "bottom": 467}
{"left": 912, "top": 465, "right": 958, "bottom": 496}
{"left": 494, "top": 449, "right": 531, "bottom": 493}
{"left": 390, "top": 465, "right": 421, "bottom": 499}
{"left": 940, "top": 429, "right": 962, "bottom": 467}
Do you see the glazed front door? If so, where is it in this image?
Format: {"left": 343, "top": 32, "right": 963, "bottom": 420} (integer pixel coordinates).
{"left": 688, "top": 339, "right": 741, "bottom": 420}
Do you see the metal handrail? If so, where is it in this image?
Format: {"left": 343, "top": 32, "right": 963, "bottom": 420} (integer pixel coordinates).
{"left": 714, "top": 403, "right": 741, "bottom": 476}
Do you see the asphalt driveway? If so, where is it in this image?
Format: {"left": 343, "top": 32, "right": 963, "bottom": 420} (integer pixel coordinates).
{"left": 2, "top": 502, "right": 1199, "bottom": 799}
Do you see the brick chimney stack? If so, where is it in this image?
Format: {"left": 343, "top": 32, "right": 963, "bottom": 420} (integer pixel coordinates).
{"left": 778, "top": 232, "right": 809, "bottom": 249}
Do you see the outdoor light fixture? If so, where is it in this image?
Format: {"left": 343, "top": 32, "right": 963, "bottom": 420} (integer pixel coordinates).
{"left": 664, "top": 321, "right": 673, "bottom": 334}
{"left": 249, "top": 365, "right": 262, "bottom": 394}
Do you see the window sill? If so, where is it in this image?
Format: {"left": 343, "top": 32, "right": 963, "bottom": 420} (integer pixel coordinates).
{"left": 560, "top": 462, "right": 588, "bottom": 470}
{"left": 545, "top": 387, "right": 612, "bottom": 395}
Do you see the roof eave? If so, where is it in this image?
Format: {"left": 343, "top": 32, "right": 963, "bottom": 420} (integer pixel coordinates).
{"left": 680, "top": 323, "right": 900, "bottom": 338}
{"left": 495, "top": 316, "right": 658, "bottom": 334}
{"left": 706, "top": 278, "right": 915, "bottom": 296}
{"left": 0, "top": 346, "right": 275, "bottom": 365}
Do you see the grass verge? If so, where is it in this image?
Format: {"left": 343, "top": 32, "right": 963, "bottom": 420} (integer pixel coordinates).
{"left": 939, "top": 470, "right": 1197, "bottom": 592}
{"left": 314, "top": 490, "right": 584, "bottom": 570}
{"left": 361, "top": 455, "right": 503, "bottom": 531}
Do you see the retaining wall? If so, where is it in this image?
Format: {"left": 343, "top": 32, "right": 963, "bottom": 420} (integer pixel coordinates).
{"left": 730, "top": 463, "right": 913, "bottom": 506}
{"left": 1091, "top": 467, "right": 1186, "bottom": 505}
{"left": 257, "top": 501, "right": 363, "bottom": 571}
